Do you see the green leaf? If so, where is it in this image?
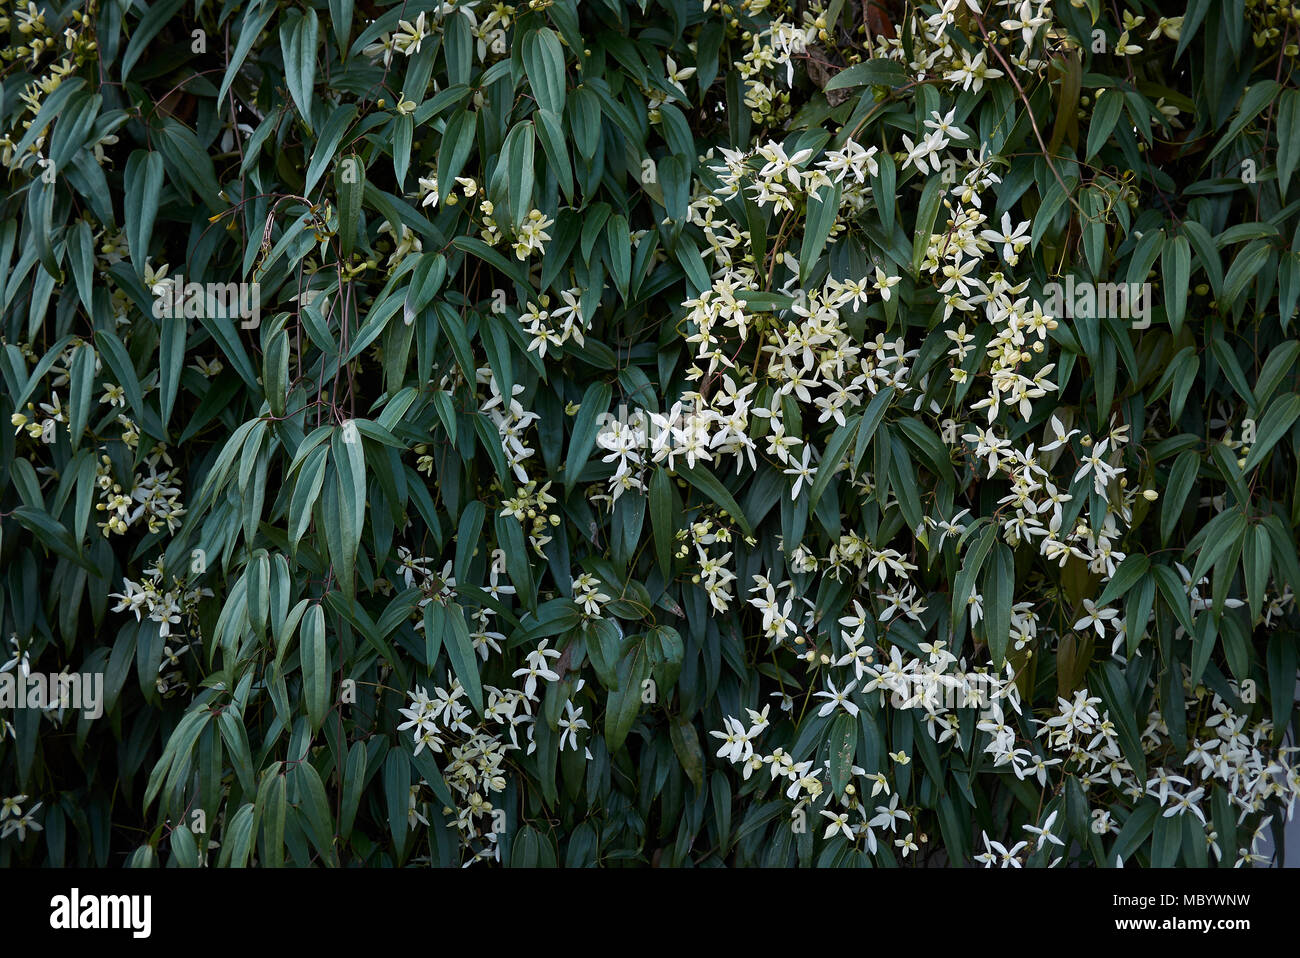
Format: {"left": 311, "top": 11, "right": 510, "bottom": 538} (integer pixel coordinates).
{"left": 121, "top": 0, "right": 187, "bottom": 79}
{"left": 534, "top": 108, "right": 574, "bottom": 202}
{"left": 828, "top": 712, "right": 857, "bottom": 797}
{"left": 1207, "top": 81, "right": 1281, "bottom": 161}
{"left": 438, "top": 110, "right": 478, "bottom": 199}
{"left": 523, "top": 28, "right": 567, "bottom": 117}
{"left": 307, "top": 105, "right": 358, "bottom": 196}
{"left": 392, "top": 112, "right": 413, "bottom": 189}
{"left": 495, "top": 510, "right": 537, "bottom": 610}
{"left": 264, "top": 329, "right": 289, "bottom": 419}
{"left": 218, "top": 710, "right": 256, "bottom": 794}
{"left": 605, "top": 642, "right": 650, "bottom": 751}
{"left": 1112, "top": 800, "right": 1160, "bottom": 864}
{"left": 1086, "top": 88, "right": 1125, "bottom": 159}
{"left": 383, "top": 749, "right": 410, "bottom": 853}
{"left": 1279, "top": 90, "right": 1300, "bottom": 197}
{"left": 1188, "top": 506, "right": 1246, "bottom": 588}
{"left": 951, "top": 523, "right": 996, "bottom": 628}
{"left": 289, "top": 444, "right": 330, "bottom": 558}
{"left": 679, "top": 464, "right": 754, "bottom": 537}
{"left": 12, "top": 506, "right": 97, "bottom": 573}
{"left": 1243, "top": 393, "right": 1300, "bottom": 472}
{"left": 159, "top": 311, "right": 185, "bottom": 434}
{"left": 339, "top": 741, "right": 367, "bottom": 840}
{"left": 1125, "top": 573, "right": 1157, "bottom": 655}
{"left": 65, "top": 220, "right": 96, "bottom": 317}
{"left": 585, "top": 618, "right": 622, "bottom": 689}
{"left": 1221, "top": 242, "right": 1272, "bottom": 308}
{"left": 280, "top": 8, "right": 320, "bottom": 129}
{"left": 94, "top": 330, "right": 145, "bottom": 423}
{"left": 1095, "top": 662, "right": 1146, "bottom": 784}
{"left": 301, "top": 603, "right": 329, "bottom": 731}
{"left": 444, "top": 602, "right": 484, "bottom": 716}
{"left": 219, "top": 3, "right": 278, "bottom": 102}
{"left": 124, "top": 151, "right": 164, "bottom": 280}
{"left": 606, "top": 213, "right": 631, "bottom": 302}
{"left": 800, "top": 183, "right": 841, "bottom": 284}
{"left": 669, "top": 716, "right": 705, "bottom": 791}
{"left": 564, "top": 381, "right": 612, "bottom": 494}
{"left": 823, "top": 58, "right": 908, "bottom": 91}
{"left": 450, "top": 235, "right": 531, "bottom": 289}
{"left": 569, "top": 85, "right": 602, "bottom": 159}
{"left": 66, "top": 342, "right": 95, "bottom": 450}
{"left": 1162, "top": 450, "right": 1200, "bottom": 545}
{"left": 294, "top": 761, "right": 335, "bottom": 863}
{"left": 214, "top": 804, "right": 254, "bottom": 867}
{"left": 328, "top": 429, "right": 366, "bottom": 599}
{"left": 1153, "top": 564, "right": 1197, "bottom": 637}
{"left": 170, "top": 824, "right": 199, "bottom": 867}
{"left": 1161, "top": 234, "right": 1191, "bottom": 334}
{"left": 1190, "top": 613, "right": 1218, "bottom": 688}
{"left": 1244, "top": 522, "right": 1272, "bottom": 624}
{"left": 983, "top": 542, "right": 1015, "bottom": 665}
{"left": 807, "top": 413, "right": 860, "bottom": 510}
{"left": 853, "top": 386, "right": 894, "bottom": 472}
{"left": 1096, "top": 553, "right": 1150, "bottom": 608}
{"left": 650, "top": 466, "right": 677, "bottom": 578}
{"left": 337, "top": 153, "right": 365, "bottom": 258}
{"left": 1254, "top": 341, "right": 1300, "bottom": 410}
{"left": 503, "top": 121, "right": 536, "bottom": 228}
{"left": 1182, "top": 220, "right": 1223, "bottom": 298}
{"left": 912, "top": 175, "right": 943, "bottom": 276}
{"left": 1268, "top": 633, "right": 1298, "bottom": 740}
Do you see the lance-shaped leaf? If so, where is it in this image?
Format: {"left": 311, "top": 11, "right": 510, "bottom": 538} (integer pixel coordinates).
{"left": 301, "top": 602, "right": 329, "bottom": 731}
{"left": 280, "top": 9, "right": 320, "bottom": 129}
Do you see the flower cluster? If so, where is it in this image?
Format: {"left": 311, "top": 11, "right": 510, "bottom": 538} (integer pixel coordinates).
{"left": 0, "top": 794, "right": 42, "bottom": 842}
{"left": 109, "top": 562, "right": 211, "bottom": 649}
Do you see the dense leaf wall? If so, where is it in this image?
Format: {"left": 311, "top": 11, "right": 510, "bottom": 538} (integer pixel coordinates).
{"left": 1, "top": 0, "right": 1299, "bottom": 867}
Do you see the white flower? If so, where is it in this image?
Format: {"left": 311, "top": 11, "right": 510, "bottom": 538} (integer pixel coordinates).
{"left": 782, "top": 445, "right": 816, "bottom": 500}
{"left": 511, "top": 640, "right": 561, "bottom": 698}
{"left": 1073, "top": 599, "right": 1118, "bottom": 637}
{"left": 814, "top": 679, "right": 859, "bottom": 718}
{"left": 557, "top": 700, "right": 589, "bottom": 752}
{"left": 1, "top": 801, "right": 41, "bottom": 840}
{"left": 1023, "top": 810, "right": 1065, "bottom": 850}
